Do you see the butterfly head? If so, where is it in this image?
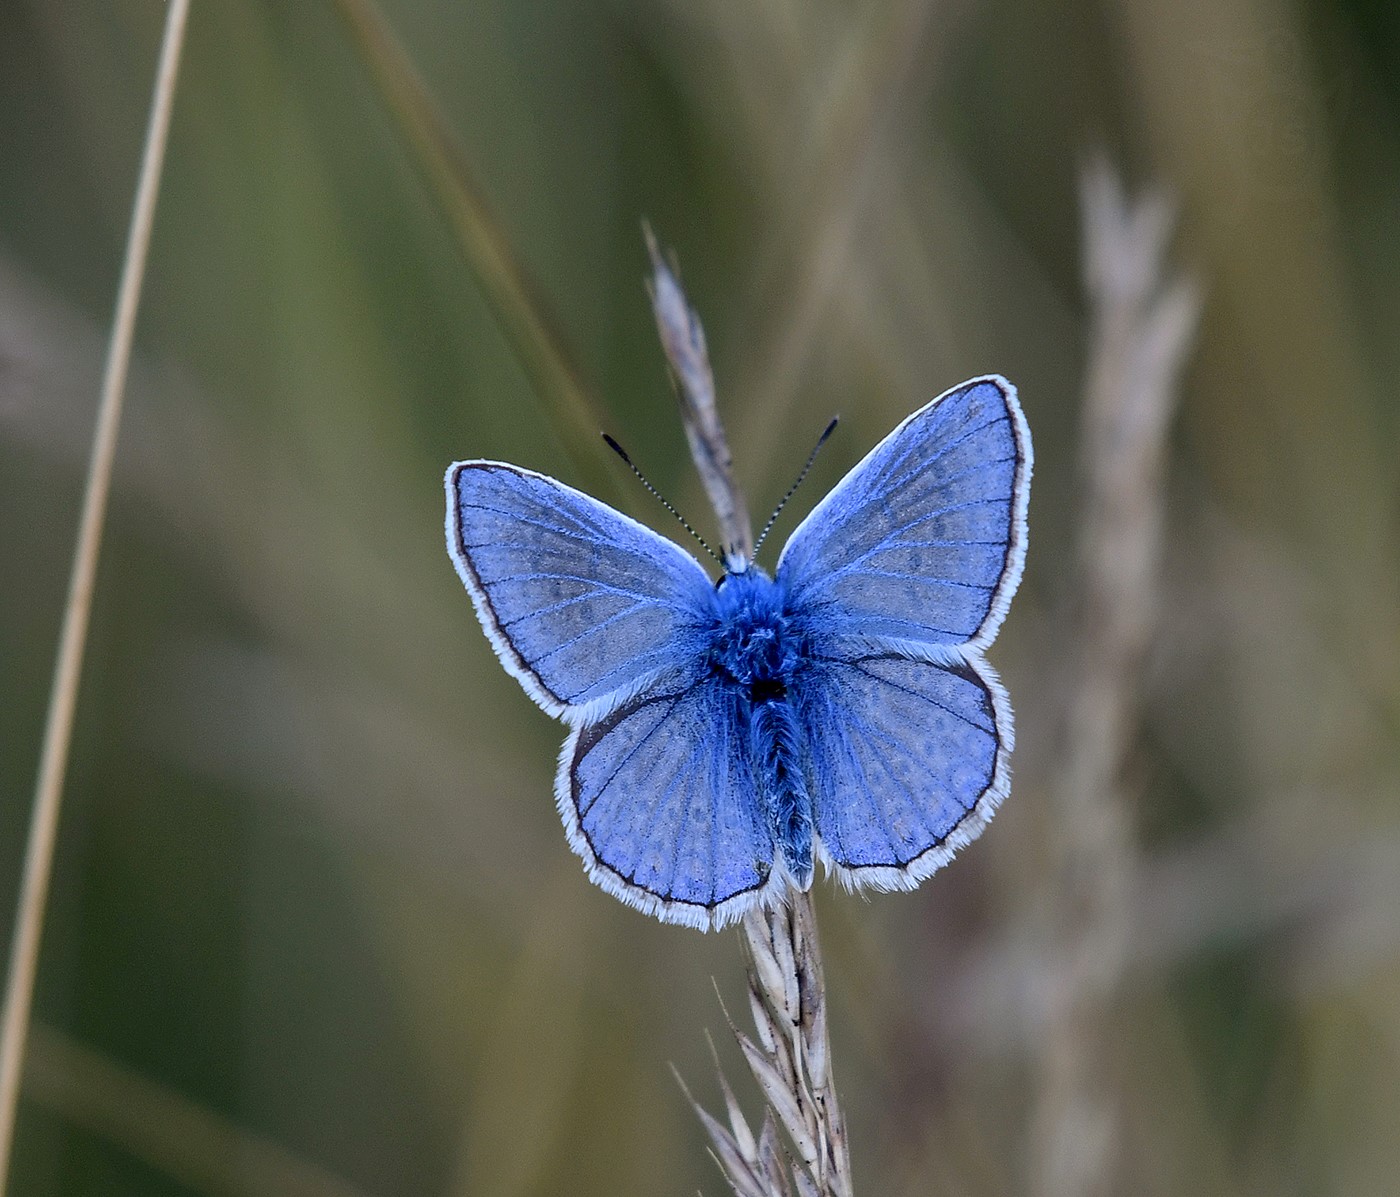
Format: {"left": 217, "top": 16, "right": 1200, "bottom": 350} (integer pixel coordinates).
{"left": 722, "top": 548, "right": 751, "bottom": 576}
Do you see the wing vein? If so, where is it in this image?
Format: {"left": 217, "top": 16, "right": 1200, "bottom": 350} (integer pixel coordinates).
{"left": 578, "top": 691, "right": 687, "bottom": 816}
{"left": 874, "top": 413, "right": 1009, "bottom": 496}
{"left": 850, "top": 659, "right": 994, "bottom": 734}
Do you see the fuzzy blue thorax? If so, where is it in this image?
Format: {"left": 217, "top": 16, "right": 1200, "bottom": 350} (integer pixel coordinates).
{"left": 710, "top": 565, "right": 814, "bottom": 888}
{"left": 711, "top": 566, "right": 798, "bottom": 693}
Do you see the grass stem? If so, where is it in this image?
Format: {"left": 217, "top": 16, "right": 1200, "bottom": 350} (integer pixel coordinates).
{"left": 0, "top": 0, "right": 191, "bottom": 1184}
{"left": 1030, "top": 159, "right": 1201, "bottom": 1197}
{"left": 650, "top": 232, "right": 853, "bottom": 1196}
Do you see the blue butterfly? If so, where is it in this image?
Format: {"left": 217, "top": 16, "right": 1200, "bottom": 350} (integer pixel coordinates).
{"left": 445, "top": 375, "right": 1031, "bottom": 930}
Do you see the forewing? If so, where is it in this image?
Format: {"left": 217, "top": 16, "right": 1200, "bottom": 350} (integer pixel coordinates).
{"left": 561, "top": 679, "right": 776, "bottom": 930}
{"left": 797, "top": 647, "right": 1012, "bottom": 888}
{"left": 777, "top": 375, "right": 1031, "bottom": 650}
{"left": 446, "top": 461, "right": 715, "bottom": 718}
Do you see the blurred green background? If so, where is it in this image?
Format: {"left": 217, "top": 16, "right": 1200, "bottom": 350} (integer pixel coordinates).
{"left": 2, "top": 0, "right": 1399, "bottom": 1194}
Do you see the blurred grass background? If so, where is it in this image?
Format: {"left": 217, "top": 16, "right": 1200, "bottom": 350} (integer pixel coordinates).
{"left": 2, "top": 0, "right": 1399, "bottom": 1194}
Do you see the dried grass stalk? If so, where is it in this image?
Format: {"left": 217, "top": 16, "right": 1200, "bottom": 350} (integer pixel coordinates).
{"left": 1030, "top": 159, "right": 1201, "bottom": 1197}
{"left": 647, "top": 236, "right": 853, "bottom": 1196}
{"left": 677, "top": 897, "right": 853, "bottom": 1197}
{"left": 334, "top": 0, "right": 615, "bottom": 491}
{"left": 644, "top": 225, "right": 754, "bottom": 558}
{"left": 0, "top": 2, "right": 192, "bottom": 1187}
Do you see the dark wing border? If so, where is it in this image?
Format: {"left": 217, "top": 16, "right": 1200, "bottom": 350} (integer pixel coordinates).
{"left": 555, "top": 681, "right": 783, "bottom": 931}
{"left": 445, "top": 459, "right": 713, "bottom": 721}
{"left": 776, "top": 374, "right": 1032, "bottom": 651}
{"left": 807, "top": 646, "right": 1015, "bottom": 893}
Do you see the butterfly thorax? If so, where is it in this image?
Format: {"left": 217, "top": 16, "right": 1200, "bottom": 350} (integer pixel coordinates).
{"left": 709, "top": 567, "right": 800, "bottom": 699}
{"left": 710, "top": 566, "right": 814, "bottom": 889}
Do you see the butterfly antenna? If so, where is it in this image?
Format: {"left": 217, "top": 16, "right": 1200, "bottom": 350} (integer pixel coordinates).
{"left": 752, "top": 417, "right": 839, "bottom": 557}
{"left": 602, "top": 433, "right": 723, "bottom": 566}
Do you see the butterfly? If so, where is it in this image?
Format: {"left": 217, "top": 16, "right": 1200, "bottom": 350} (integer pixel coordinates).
{"left": 445, "top": 375, "right": 1031, "bottom": 930}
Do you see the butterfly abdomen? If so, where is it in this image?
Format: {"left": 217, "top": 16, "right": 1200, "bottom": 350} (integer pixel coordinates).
{"left": 710, "top": 567, "right": 815, "bottom": 890}
{"left": 748, "top": 698, "right": 814, "bottom": 890}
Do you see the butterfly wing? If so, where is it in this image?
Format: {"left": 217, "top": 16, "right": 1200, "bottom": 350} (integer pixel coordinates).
{"left": 560, "top": 677, "right": 776, "bottom": 929}
{"left": 777, "top": 375, "right": 1031, "bottom": 651}
{"left": 446, "top": 461, "right": 715, "bottom": 719}
{"left": 796, "top": 646, "right": 1011, "bottom": 888}
{"left": 777, "top": 375, "right": 1030, "bottom": 889}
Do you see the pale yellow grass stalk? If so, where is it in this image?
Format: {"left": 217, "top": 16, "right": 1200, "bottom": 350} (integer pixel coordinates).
{"left": 0, "top": 1, "right": 192, "bottom": 1187}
